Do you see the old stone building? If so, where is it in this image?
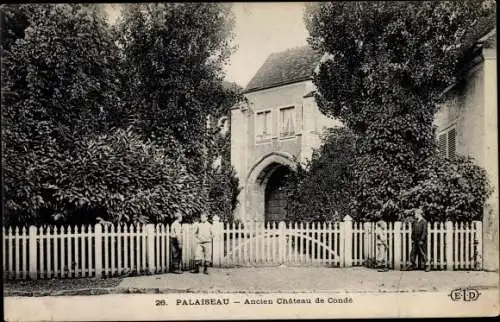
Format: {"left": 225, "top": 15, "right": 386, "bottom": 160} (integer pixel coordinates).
{"left": 230, "top": 28, "right": 497, "bottom": 269}
{"left": 230, "top": 46, "right": 341, "bottom": 223}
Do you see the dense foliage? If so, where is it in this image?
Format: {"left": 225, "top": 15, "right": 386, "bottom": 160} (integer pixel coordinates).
{"left": 2, "top": 4, "right": 121, "bottom": 226}
{"left": 400, "top": 155, "right": 491, "bottom": 222}
{"left": 205, "top": 82, "right": 243, "bottom": 221}
{"left": 2, "top": 4, "right": 240, "bottom": 226}
{"left": 114, "top": 3, "right": 235, "bottom": 173}
{"left": 304, "top": 1, "right": 494, "bottom": 221}
{"left": 54, "top": 128, "right": 205, "bottom": 225}
{"left": 284, "top": 127, "right": 356, "bottom": 222}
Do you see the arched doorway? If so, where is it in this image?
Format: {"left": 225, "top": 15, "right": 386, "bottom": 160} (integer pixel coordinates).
{"left": 264, "top": 166, "right": 293, "bottom": 222}
{"left": 243, "top": 152, "right": 296, "bottom": 222}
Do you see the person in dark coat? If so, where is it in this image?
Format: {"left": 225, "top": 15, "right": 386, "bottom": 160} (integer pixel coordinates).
{"left": 409, "top": 207, "right": 430, "bottom": 271}
{"left": 170, "top": 212, "right": 183, "bottom": 273}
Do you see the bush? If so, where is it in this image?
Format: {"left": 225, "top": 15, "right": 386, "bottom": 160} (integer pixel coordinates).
{"left": 284, "top": 127, "right": 356, "bottom": 222}
{"left": 4, "top": 128, "right": 206, "bottom": 226}
{"left": 399, "top": 155, "right": 491, "bottom": 222}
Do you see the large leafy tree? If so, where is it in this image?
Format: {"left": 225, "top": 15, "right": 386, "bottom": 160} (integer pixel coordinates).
{"left": 2, "top": 4, "right": 121, "bottom": 226}
{"left": 114, "top": 4, "right": 236, "bottom": 174}
{"left": 305, "top": 1, "right": 494, "bottom": 221}
{"left": 205, "top": 82, "right": 243, "bottom": 221}
{"left": 2, "top": 4, "right": 240, "bottom": 226}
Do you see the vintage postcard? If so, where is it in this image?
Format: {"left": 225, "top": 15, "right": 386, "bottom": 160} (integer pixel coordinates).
{"left": 2, "top": 2, "right": 499, "bottom": 320}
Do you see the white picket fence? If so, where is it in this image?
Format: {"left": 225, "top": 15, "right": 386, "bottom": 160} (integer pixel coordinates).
{"left": 211, "top": 218, "right": 483, "bottom": 271}
{"left": 2, "top": 224, "right": 173, "bottom": 280}
{"left": 2, "top": 218, "right": 483, "bottom": 280}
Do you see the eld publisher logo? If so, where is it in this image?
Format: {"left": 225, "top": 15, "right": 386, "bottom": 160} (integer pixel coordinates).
{"left": 449, "top": 288, "right": 481, "bottom": 302}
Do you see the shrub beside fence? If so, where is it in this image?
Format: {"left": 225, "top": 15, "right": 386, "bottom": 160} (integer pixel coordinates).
{"left": 2, "top": 218, "right": 483, "bottom": 280}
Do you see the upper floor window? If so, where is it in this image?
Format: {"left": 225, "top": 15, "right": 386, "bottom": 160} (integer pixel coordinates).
{"left": 438, "top": 126, "right": 456, "bottom": 159}
{"left": 280, "top": 106, "right": 295, "bottom": 138}
{"left": 255, "top": 110, "right": 272, "bottom": 141}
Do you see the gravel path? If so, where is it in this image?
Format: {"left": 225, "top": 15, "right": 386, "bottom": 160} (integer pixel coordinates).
{"left": 118, "top": 266, "right": 499, "bottom": 293}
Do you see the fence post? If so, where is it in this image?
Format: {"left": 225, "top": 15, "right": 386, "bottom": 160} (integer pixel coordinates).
{"left": 28, "top": 226, "right": 38, "bottom": 280}
{"left": 445, "top": 221, "right": 454, "bottom": 271}
{"left": 278, "top": 221, "right": 286, "bottom": 264}
{"left": 393, "top": 222, "right": 402, "bottom": 270}
{"left": 473, "top": 220, "right": 483, "bottom": 270}
{"left": 343, "top": 215, "right": 353, "bottom": 267}
{"left": 146, "top": 224, "right": 155, "bottom": 274}
{"left": 95, "top": 224, "right": 103, "bottom": 278}
{"left": 212, "top": 215, "right": 223, "bottom": 268}
{"left": 362, "top": 222, "right": 370, "bottom": 265}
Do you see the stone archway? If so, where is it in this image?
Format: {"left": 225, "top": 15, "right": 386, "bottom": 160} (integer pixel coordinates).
{"left": 244, "top": 152, "right": 296, "bottom": 222}
{"left": 265, "top": 166, "right": 293, "bottom": 222}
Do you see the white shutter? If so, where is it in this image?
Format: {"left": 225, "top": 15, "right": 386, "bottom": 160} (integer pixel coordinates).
{"left": 438, "top": 133, "right": 447, "bottom": 158}
{"left": 448, "top": 128, "right": 456, "bottom": 159}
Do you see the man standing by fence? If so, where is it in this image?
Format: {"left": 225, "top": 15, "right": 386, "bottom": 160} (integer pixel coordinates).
{"left": 408, "top": 207, "right": 430, "bottom": 272}
{"left": 192, "top": 213, "right": 214, "bottom": 275}
{"left": 170, "top": 212, "right": 183, "bottom": 274}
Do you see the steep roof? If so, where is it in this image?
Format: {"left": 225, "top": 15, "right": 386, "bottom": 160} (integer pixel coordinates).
{"left": 244, "top": 46, "right": 322, "bottom": 93}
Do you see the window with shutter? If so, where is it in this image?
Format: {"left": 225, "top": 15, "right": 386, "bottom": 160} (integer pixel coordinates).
{"left": 447, "top": 128, "right": 456, "bottom": 159}
{"left": 438, "top": 133, "right": 447, "bottom": 158}
{"left": 437, "top": 125, "right": 457, "bottom": 159}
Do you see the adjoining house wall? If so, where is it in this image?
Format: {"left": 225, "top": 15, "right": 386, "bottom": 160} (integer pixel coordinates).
{"left": 434, "top": 64, "right": 485, "bottom": 163}
{"left": 482, "top": 42, "right": 498, "bottom": 272}
{"left": 434, "top": 42, "right": 498, "bottom": 271}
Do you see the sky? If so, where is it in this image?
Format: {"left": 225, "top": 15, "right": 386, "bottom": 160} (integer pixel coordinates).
{"left": 103, "top": 3, "right": 309, "bottom": 88}
{"left": 226, "top": 3, "right": 309, "bottom": 88}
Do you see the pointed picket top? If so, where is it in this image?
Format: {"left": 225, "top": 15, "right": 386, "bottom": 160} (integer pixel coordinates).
{"left": 8, "top": 226, "right": 13, "bottom": 235}
{"left": 21, "top": 226, "right": 27, "bottom": 236}
{"left": 14, "top": 226, "right": 20, "bottom": 236}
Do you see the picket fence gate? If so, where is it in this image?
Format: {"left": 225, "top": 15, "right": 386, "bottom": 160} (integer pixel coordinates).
{"left": 211, "top": 216, "right": 483, "bottom": 271}
{"left": 3, "top": 216, "right": 483, "bottom": 280}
